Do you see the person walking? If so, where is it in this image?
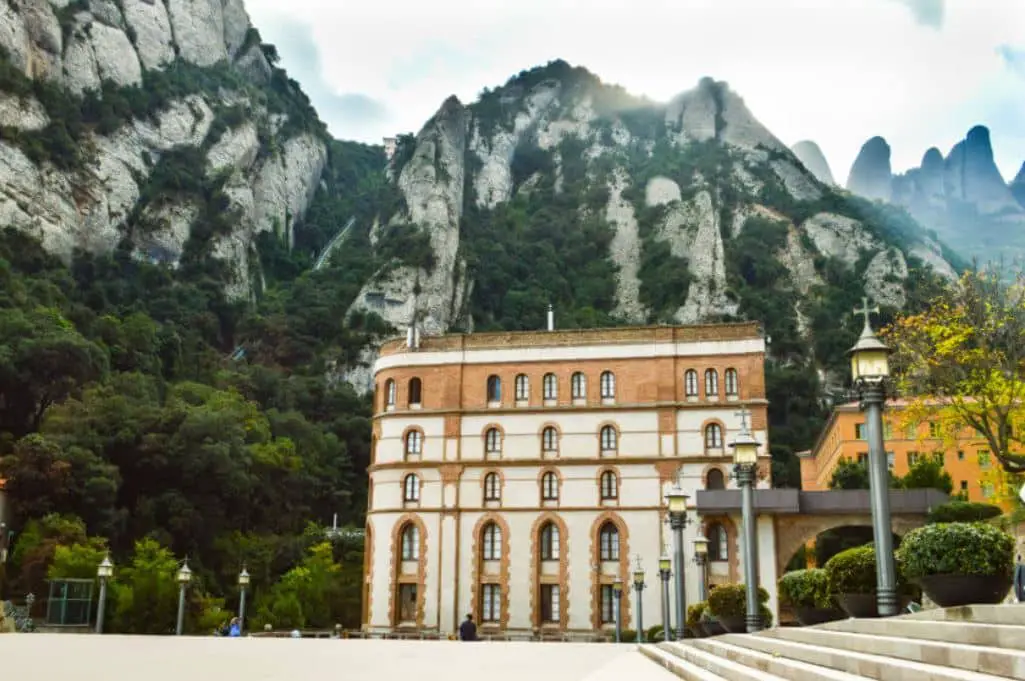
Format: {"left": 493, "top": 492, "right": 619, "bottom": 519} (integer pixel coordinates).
{"left": 458, "top": 613, "right": 477, "bottom": 641}
{"left": 1014, "top": 554, "right": 1025, "bottom": 603}
{"left": 228, "top": 617, "right": 241, "bottom": 637}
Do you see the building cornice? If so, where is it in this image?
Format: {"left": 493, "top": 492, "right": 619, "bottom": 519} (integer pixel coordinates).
{"left": 368, "top": 454, "right": 772, "bottom": 473}
{"left": 373, "top": 399, "right": 771, "bottom": 421}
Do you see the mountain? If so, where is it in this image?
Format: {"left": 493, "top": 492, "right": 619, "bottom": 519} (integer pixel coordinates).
{"left": 845, "top": 127, "right": 1025, "bottom": 263}
{"left": 1011, "top": 163, "right": 1025, "bottom": 209}
{"left": 791, "top": 140, "right": 836, "bottom": 185}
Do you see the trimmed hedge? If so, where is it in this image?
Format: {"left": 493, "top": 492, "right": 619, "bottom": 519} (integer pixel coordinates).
{"left": 687, "top": 601, "right": 707, "bottom": 629}
{"left": 824, "top": 545, "right": 879, "bottom": 595}
{"left": 707, "top": 584, "right": 773, "bottom": 626}
{"left": 778, "top": 568, "right": 832, "bottom": 609}
{"left": 898, "top": 522, "right": 1014, "bottom": 581}
{"left": 926, "top": 501, "right": 1003, "bottom": 525}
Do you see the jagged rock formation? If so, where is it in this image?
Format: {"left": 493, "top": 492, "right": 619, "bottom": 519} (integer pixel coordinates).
{"left": 846, "top": 136, "right": 893, "bottom": 201}
{"left": 791, "top": 140, "right": 835, "bottom": 185}
{"left": 1008, "top": 162, "right": 1024, "bottom": 209}
{"left": 0, "top": 0, "right": 328, "bottom": 297}
{"left": 846, "top": 126, "right": 1025, "bottom": 263}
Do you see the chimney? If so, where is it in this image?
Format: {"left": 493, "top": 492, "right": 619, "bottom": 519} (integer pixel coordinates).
{"left": 547, "top": 304, "right": 554, "bottom": 332}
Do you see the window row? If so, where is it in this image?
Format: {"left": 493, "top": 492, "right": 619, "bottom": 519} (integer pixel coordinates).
{"left": 401, "top": 470, "right": 620, "bottom": 503}
{"left": 488, "top": 371, "right": 618, "bottom": 404}
{"left": 402, "top": 422, "right": 733, "bottom": 460}
{"left": 684, "top": 368, "right": 740, "bottom": 399}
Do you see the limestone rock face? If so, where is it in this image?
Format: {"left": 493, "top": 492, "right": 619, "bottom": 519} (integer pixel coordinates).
{"left": 0, "top": 92, "right": 48, "bottom": 129}
{"left": 122, "top": 0, "right": 176, "bottom": 70}
{"left": 1012, "top": 162, "right": 1025, "bottom": 209}
{"left": 944, "top": 126, "right": 1019, "bottom": 213}
{"left": 607, "top": 169, "right": 645, "bottom": 321}
{"left": 846, "top": 136, "right": 893, "bottom": 201}
{"left": 790, "top": 140, "right": 835, "bottom": 185}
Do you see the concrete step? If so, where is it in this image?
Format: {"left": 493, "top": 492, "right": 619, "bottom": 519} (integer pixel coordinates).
{"left": 761, "top": 626, "right": 1025, "bottom": 678}
{"left": 680, "top": 639, "right": 878, "bottom": 681}
{"left": 902, "top": 605, "right": 1025, "bottom": 627}
{"left": 716, "top": 632, "right": 1008, "bottom": 681}
{"left": 819, "top": 617, "right": 1025, "bottom": 651}
{"left": 638, "top": 645, "right": 732, "bottom": 681}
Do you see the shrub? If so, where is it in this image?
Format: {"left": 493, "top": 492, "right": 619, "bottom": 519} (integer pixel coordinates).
{"left": 824, "top": 545, "right": 877, "bottom": 595}
{"left": 646, "top": 624, "right": 665, "bottom": 642}
{"left": 620, "top": 628, "right": 637, "bottom": 643}
{"left": 707, "top": 584, "right": 769, "bottom": 619}
{"left": 926, "top": 501, "right": 1003, "bottom": 525}
{"left": 898, "top": 522, "right": 1014, "bottom": 581}
{"left": 777, "top": 569, "right": 832, "bottom": 609}
{"left": 686, "top": 601, "right": 707, "bottom": 629}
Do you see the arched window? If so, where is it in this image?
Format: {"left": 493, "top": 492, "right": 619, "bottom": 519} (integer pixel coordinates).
{"left": 600, "top": 471, "right": 618, "bottom": 499}
{"left": 408, "top": 377, "right": 422, "bottom": 406}
{"left": 724, "top": 369, "right": 739, "bottom": 397}
{"left": 600, "top": 371, "right": 616, "bottom": 400}
{"left": 599, "top": 522, "right": 620, "bottom": 561}
{"left": 403, "top": 474, "right": 420, "bottom": 502}
{"left": 706, "top": 468, "right": 725, "bottom": 490}
{"left": 705, "top": 424, "right": 723, "bottom": 450}
{"left": 482, "top": 522, "right": 502, "bottom": 561}
{"left": 543, "top": 373, "right": 558, "bottom": 400}
{"left": 704, "top": 369, "right": 719, "bottom": 397}
{"left": 600, "top": 425, "right": 618, "bottom": 454}
{"left": 708, "top": 523, "right": 728, "bottom": 562}
{"left": 684, "top": 370, "right": 698, "bottom": 398}
{"left": 540, "top": 522, "right": 560, "bottom": 561}
{"left": 484, "top": 472, "right": 501, "bottom": 501}
{"left": 385, "top": 379, "right": 396, "bottom": 407}
{"left": 515, "top": 374, "right": 529, "bottom": 401}
{"left": 484, "top": 428, "right": 501, "bottom": 456}
{"left": 401, "top": 524, "right": 420, "bottom": 560}
{"left": 487, "top": 375, "right": 502, "bottom": 403}
{"left": 405, "top": 430, "right": 423, "bottom": 458}
{"left": 542, "top": 426, "right": 558, "bottom": 454}
{"left": 541, "top": 472, "right": 559, "bottom": 500}
{"left": 571, "top": 372, "right": 586, "bottom": 399}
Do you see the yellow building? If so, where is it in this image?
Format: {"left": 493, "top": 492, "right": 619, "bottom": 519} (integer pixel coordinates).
{"left": 800, "top": 400, "right": 1015, "bottom": 508}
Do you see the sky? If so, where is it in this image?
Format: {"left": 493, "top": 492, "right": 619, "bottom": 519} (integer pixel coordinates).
{"left": 245, "top": 0, "right": 1025, "bottom": 182}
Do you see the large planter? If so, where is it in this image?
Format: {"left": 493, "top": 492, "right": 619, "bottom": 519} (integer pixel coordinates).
{"left": 837, "top": 593, "right": 878, "bottom": 618}
{"left": 918, "top": 574, "right": 1012, "bottom": 608}
{"left": 794, "top": 607, "right": 846, "bottom": 627}
{"left": 717, "top": 615, "right": 746, "bottom": 633}
{"left": 700, "top": 619, "right": 726, "bottom": 637}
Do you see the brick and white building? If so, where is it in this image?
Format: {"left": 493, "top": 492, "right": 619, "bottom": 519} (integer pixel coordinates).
{"left": 362, "top": 322, "right": 778, "bottom": 636}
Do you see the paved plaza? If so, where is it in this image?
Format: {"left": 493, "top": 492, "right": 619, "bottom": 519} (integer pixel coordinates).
{"left": 0, "top": 635, "right": 679, "bottom": 681}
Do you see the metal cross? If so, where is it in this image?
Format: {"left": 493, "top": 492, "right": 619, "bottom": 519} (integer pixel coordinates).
{"left": 734, "top": 407, "right": 751, "bottom": 432}
{"left": 854, "top": 296, "right": 880, "bottom": 333}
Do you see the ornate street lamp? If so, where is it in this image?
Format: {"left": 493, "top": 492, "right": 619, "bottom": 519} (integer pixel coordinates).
{"left": 664, "top": 478, "right": 689, "bottom": 641}
{"left": 729, "top": 408, "right": 762, "bottom": 633}
{"left": 658, "top": 547, "right": 672, "bottom": 642}
{"left": 849, "top": 297, "right": 898, "bottom": 617}
{"left": 612, "top": 577, "right": 623, "bottom": 643}
{"left": 632, "top": 556, "right": 646, "bottom": 642}
{"left": 176, "top": 559, "right": 192, "bottom": 636}
{"left": 96, "top": 553, "right": 113, "bottom": 634}
{"left": 692, "top": 534, "right": 709, "bottom": 603}
{"left": 238, "top": 565, "right": 250, "bottom": 633}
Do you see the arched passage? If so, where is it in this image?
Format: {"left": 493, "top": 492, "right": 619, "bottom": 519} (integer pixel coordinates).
{"left": 774, "top": 514, "right": 924, "bottom": 575}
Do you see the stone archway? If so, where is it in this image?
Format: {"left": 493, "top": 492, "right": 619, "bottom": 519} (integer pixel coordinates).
{"left": 775, "top": 514, "right": 924, "bottom": 575}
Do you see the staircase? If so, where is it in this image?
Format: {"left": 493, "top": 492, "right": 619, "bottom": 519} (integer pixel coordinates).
{"left": 639, "top": 604, "right": 1025, "bottom": 680}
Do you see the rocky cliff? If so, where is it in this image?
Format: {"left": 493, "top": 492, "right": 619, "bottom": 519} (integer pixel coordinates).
{"left": 1009, "top": 162, "right": 1025, "bottom": 209}
{"left": 845, "top": 126, "right": 1025, "bottom": 264}
{"left": 0, "top": 0, "right": 331, "bottom": 297}
{"left": 791, "top": 140, "right": 835, "bottom": 185}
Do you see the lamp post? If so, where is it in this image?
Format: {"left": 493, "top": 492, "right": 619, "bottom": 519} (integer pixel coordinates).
{"left": 730, "top": 408, "right": 762, "bottom": 633}
{"left": 692, "top": 534, "right": 709, "bottom": 603}
{"left": 176, "top": 559, "right": 192, "bottom": 636}
{"left": 238, "top": 565, "right": 250, "bottom": 633}
{"left": 664, "top": 479, "right": 688, "bottom": 641}
{"left": 632, "top": 556, "right": 646, "bottom": 642}
{"left": 612, "top": 577, "right": 623, "bottom": 643}
{"left": 849, "top": 297, "right": 899, "bottom": 617}
{"left": 658, "top": 548, "right": 672, "bottom": 642}
{"left": 96, "top": 553, "right": 113, "bottom": 634}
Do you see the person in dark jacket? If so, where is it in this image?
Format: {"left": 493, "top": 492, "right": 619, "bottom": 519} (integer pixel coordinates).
{"left": 458, "top": 613, "right": 477, "bottom": 641}
{"left": 1014, "top": 554, "right": 1025, "bottom": 603}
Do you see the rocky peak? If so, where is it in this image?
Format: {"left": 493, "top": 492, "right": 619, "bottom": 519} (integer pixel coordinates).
{"left": 1011, "top": 162, "right": 1025, "bottom": 209}
{"left": 943, "top": 125, "right": 1019, "bottom": 213}
{"left": 790, "top": 140, "right": 835, "bottom": 185}
{"left": 666, "top": 77, "right": 785, "bottom": 152}
{"left": 846, "top": 136, "right": 893, "bottom": 201}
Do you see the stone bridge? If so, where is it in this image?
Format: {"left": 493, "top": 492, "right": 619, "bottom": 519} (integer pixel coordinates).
{"left": 695, "top": 488, "right": 949, "bottom": 574}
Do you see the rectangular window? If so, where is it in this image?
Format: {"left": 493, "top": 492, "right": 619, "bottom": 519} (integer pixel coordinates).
{"left": 855, "top": 423, "right": 866, "bottom": 440}
{"left": 982, "top": 482, "right": 995, "bottom": 498}
{"left": 886, "top": 451, "right": 895, "bottom": 468}
{"left": 857, "top": 452, "right": 867, "bottom": 465}
{"left": 398, "top": 584, "right": 417, "bottom": 622}
{"left": 481, "top": 584, "right": 500, "bottom": 623}
{"left": 978, "top": 450, "right": 992, "bottom": 469}
{"left": 929, "top": 422, "right": 941, "bottom": 438}
{"left": 960, "top": 480, "right": 968, "bottom": 491}
{"left": 600, "top": 584, "right": 616, "bottom": 624}
{"left": 907, "top": 451, "right": 920, "bottom": 466}
{"left": 957, "top": 450, "right": 965, "bottom": 461}
{"left": 884, "top": 421, "right": 893, "bottom": 439}
{"left": 541, "top": 584, "right": 560, "bottom": 623}
{"left": 931, "top": 451, "right": 944, "bottom": 464}
{"left": 905, "top": 425, "right": 917, "bottom": 439}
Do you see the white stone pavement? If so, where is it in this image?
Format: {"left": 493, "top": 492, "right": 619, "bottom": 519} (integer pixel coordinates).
{"left": 0, "top": 635, "right": 681, "bottom": 681}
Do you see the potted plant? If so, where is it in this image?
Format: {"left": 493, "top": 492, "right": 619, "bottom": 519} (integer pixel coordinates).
{"left": 824, "top": 546, "right": 881, "bottom": 617}
{"left": 897, "top": 522, "right": 1014, "bottom": 607}
{"left": 698, "top": 609, "right": 725, "bottom": 637}
{"left": 686, "top": 602, "right": 708, "bottom": 638}
{"left": 777, "top": 568, "right": 844, "bottom": 626}
{"left": 707, "top": 584, "right": 771, "bottom": 633}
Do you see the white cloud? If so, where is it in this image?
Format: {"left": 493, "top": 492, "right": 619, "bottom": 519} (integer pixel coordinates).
{"left": 245, "top": 0, "right": 1025, "bottom": 181}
